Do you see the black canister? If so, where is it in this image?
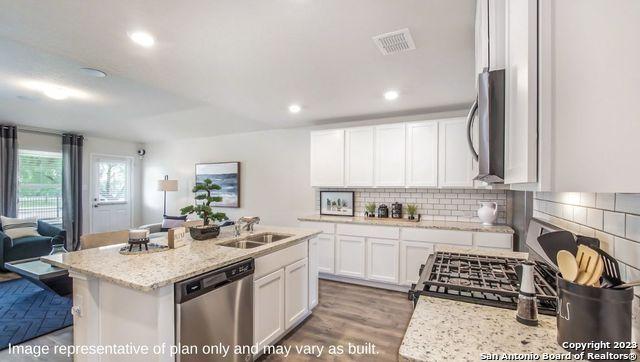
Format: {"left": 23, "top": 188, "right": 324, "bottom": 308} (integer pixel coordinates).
{"left": 377, "top": 204, "right": 389, "bottom": 218}
{"left": 556, "top": 275, "right": 634, "bottom": 358}
{"left": 391, "top": 203, "right": 403, "bottom": 219}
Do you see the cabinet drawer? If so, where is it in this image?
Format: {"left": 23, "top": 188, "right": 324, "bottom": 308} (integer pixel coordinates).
{"left": 401, "top": 228, "right": 472, "bottom": 246}
{"left": 255, "top": 240, "right": 308, "bottom": 279}
{"left": 299, "top": 221, "right": 335, "bottom": 234}
{"left": 473, "top": 232, "right": 513, "bottom": 249}
{"left": 336, "top": 223, "right": 399, "bottom": 239}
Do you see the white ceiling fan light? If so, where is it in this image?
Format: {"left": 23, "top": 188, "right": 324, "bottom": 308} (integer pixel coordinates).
{"left": 384, "top": 90, "right": 399, "bottom": 101}
{"left": 128, "top": 31, "right": 155, "bottom": 48}
{"left": 288, "top": 104, "right": 302, "bottom": 114}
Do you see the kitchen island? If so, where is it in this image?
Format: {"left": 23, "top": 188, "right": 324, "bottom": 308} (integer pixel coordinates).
{"left": 41, "top": 225, "right": 321, "bottom": 362}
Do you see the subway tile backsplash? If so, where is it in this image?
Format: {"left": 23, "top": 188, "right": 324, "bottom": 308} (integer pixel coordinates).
{"left": 533, "top": 192, "right": 640, "bottom": 296}
{"left": 315, "top": 188, "right": 507, "bottom": 223}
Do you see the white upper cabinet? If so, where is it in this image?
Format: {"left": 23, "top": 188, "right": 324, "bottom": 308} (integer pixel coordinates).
{"left": 406, "top": 121, "right": 438, "bottom": 187}
{"left": 345, "top": 127, "right": 375, "bottom": 187}
{"left": 504, "top": 0, "right": 537, "bottom": 185}
{"left": 374, "top": 124, "right": 405, "bottom": 187}
{"left": 310, "top": 130, "right": 344, "bottom": 187}
{"left": 438, "top": 118, "right": 474, "bottom": 188}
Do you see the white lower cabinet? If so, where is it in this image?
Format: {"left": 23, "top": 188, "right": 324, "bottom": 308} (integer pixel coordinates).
{"left": 366, "top": 238, "right": 399, "bottom": 283}
{"left": 308, "top": 239, "right": 319, "bottom": 309}
{"left": 336, "top": 235, "right": 366, "bottom": 278}
{"left": 316, "top": 233, "right": 335, "bottom": 274}
{"left": 253, "top": 269, "right": 285, "bottom": 350}
{"left": 400, "top": 241, "right": 434, "bottom": 286}
{"left": 285, "top": 258, "right": 309, "bottom": 330}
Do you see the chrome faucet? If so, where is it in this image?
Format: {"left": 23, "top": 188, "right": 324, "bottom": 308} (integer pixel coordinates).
{"left": 234, "top": 216, "right": 261, "bottom": 237}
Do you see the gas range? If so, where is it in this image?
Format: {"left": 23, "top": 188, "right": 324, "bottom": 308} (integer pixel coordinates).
{"left": 409, "top": 250, "right": 559, "bottom": 316}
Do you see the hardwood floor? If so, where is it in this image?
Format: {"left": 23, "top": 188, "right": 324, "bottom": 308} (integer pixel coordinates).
{"left": 0, "top": 280, "right": 413, "bottom": 361}
{"left": 0, "top": 271, "right": 20, "bottom": 282}
{"left": 259, "top": 280, "right": 414, "bottom": 361}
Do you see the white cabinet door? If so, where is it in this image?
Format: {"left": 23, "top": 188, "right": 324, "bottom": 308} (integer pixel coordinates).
{"left": 345, "top": 127, "right": 375, "bottom": 187}
{"left": 308, "top": 238, "right": 319, "bottom": 309}
{"left": 284, "top": 258, "right": 309, "bottom": 330}
{"left": 366, "top": 238, "right": 399, "bottom": 284}
{"left": 406, "top": 121, "right": 438, "bottom": 187}
{"left": 316, "top": 233, "right": 335, "bottom": 274}
{"left": 504, "top": 0, "right": 537, "bottom": 184}
{"left": 254, "top": 269, "right": 285, "bottom": 350}
{"left": 438, "top": 118, "right": 474, "bottom": 188}
{"left": 310, "top": 130, "right": 344, "bottom": 187}
{"left": 374, "top": 124, "right": 406, "bottom": 187}
{"left": 399, "top": 241, "right": 434, "bottom": 286}
{"left": 335, "top": 235, "right": 366, "bottom": 278}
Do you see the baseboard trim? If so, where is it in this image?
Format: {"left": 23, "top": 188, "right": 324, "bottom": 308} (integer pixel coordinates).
{"left": 319, "top": 273, "right": 409, "bottom": 293}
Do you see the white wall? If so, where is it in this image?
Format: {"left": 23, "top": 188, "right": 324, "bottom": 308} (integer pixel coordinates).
{"left": 17, "top": 130, "right": 144, "bottom": 233}
{"left": 141, "top": 128, "right": 314, "bottom": 227}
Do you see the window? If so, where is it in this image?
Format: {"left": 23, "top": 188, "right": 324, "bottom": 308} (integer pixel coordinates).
{"left": 17, "top": 150, "right": 63, "bottom": 222}
{"left": 97, "top": 159, "right": 128, "bottom": 203}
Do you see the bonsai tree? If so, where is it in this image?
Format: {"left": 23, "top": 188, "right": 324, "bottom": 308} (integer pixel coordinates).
{"left": 365, "top": 202, "right": 376, "bottom": 216}
{"left": 180, "top": 178, "right": 228, "bottom": 226}
{"left": 407, "top": 204, "right": 418, "bottom": 219}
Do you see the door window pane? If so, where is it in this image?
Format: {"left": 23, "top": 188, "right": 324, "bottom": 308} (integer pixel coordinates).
{"left": 98, "top": 160, "right": 128, "bottom": 203}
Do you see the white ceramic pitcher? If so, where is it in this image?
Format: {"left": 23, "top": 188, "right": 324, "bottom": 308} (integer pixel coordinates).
{"left": 477, "top": 201, "right": 498, "bottom": 225}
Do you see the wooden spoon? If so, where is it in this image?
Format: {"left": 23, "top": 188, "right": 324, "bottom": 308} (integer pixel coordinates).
{"left": 575, "top": 244, "right": 600, "bottom": 285}
{"left": 585, "top": 256, "right": 604, "bottom": 286}
{"left": 556, "top": 250, "right": 579, "bottom": 282}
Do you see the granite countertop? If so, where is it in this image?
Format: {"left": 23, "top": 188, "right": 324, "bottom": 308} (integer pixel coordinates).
{"left": 41, "top": 225, "right": 320, "bottom": 292}
{"left": 298, "top": 215, "right": 514, "bottom": 234}
{"left": 399, "top": 297, "right": 573, "bottom": 362}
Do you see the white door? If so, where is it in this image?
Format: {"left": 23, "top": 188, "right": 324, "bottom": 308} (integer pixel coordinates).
{"left": 316, "top": 234, "right": 335, "bottom": 274}
{"left": 310, "top": 130, "right": 344, "bottom": 187}
{"left": 406, "top": 121, "right": 438, "bottom": 187}
{"left": 438, "top": 118, "right": 475, "bottom": 188}
{"left": 366, "top": 238, "right": 399, "bottom": 284}
{"left": 91, "top": 155, "right": 132, "bottom": 232}
{"left": 335, "top": 235, "right": 365, "bottom": 278}
{"left": 284, "top": 258, "right": 309, "bottom": 329}
{"left": 399, "top": 241, "right": 434, "bottom": 286}
{"left": 308, "top": 238, "right": 319, "bottom": 309}
{"left": 253, "top": 269, "right": 285, "bottom": 350}
{"left": 345, "top": 127, "right": 375, "bottom": 187}
{"left": 374, "top": 124, "right": 405, "bottom": 187}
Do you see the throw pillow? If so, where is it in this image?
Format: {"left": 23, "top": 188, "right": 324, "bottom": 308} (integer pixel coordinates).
{"left": 161, "top": 215, "right": 188, "bottom": 232}
{"left": 0, "top": 216, "right": 40, "bottom": 239}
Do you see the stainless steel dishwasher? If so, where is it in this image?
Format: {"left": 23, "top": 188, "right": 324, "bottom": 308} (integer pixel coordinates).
{"left": 175, "top": 259, "right": 254, "bottom": 362}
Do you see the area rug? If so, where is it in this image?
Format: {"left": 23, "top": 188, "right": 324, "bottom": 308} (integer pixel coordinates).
{"left": 0, "top": 278, "right": 72, "bottom": 350}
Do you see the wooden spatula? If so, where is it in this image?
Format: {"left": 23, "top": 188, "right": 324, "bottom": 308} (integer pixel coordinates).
{"left": 575, "top": 244, "right": 601, "bottom": 285}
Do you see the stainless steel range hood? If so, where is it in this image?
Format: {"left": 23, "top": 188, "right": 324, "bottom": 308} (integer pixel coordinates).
{"left": 465, "top": 68, "right": 505, "bottom": 183}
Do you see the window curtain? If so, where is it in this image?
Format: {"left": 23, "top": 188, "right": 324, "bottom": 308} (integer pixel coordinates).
{"left": 62, "top": 134, "right": 83, "bottom": 250}
{"left": 0, "top": 125, "right": 18, "bottom": 217}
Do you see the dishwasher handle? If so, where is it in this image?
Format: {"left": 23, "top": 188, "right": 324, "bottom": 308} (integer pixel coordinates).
{"left": 175, "top": 258, "right": 254, "bottom": 304}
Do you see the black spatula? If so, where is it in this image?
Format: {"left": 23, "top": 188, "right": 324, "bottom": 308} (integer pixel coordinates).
{"left": 537, "top": 231, "right": 578, "bottom": 268}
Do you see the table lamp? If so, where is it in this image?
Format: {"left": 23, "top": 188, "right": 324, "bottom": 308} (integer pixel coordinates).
{"left": 157, "top": 175, "right": 178, "bottom": 216}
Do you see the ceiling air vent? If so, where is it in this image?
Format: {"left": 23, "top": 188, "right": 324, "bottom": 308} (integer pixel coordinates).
{"left": 372, "top": 28, "right": 416, "bottom": 55}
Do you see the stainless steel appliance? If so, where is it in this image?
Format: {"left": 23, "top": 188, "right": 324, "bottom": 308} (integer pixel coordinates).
{"left": 465, "top": 68, "right": 505, "bottom": 183}
{"left": 175, "top": 259, "right": 254, "bottom": 362}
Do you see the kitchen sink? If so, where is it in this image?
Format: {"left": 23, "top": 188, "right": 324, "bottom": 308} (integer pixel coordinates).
{"left": 244, "top": 233, "right": 291, "bottom": 244}
{"left": 218, "top": 233, "right": 292, "bottom": 249}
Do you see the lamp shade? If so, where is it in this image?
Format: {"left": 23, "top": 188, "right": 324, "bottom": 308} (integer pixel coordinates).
{"left": 157, "top": 179, "right": 178, "bottom": 192}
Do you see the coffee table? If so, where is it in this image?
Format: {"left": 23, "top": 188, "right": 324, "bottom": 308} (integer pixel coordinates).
{"left": 4, "top": 257, "right": 72, "bottom": 296}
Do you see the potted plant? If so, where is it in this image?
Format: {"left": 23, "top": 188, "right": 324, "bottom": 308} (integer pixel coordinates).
{"left": 180, "top": 178, "right": 228, "bottom": 240}
{"left": 365, "top": 202, "right": 376, "bottom": 218}
{"left": 407, "top": 204, "right": 418, "bottom": 220}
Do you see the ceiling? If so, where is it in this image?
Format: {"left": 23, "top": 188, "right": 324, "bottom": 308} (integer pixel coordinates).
{"left": 0, "top": 0, "right": 476, "bottom": 143}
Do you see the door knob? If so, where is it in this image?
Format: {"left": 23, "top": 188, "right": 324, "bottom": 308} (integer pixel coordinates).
{"left": 93, "top": 204, "right": 99, "bottom": 208}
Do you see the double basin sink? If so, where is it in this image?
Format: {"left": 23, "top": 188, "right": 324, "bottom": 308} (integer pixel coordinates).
{"left": 219, "top": 233, "right": 291, "bottom": 249}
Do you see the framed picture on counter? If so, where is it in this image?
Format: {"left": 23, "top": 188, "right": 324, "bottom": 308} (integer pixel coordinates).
{"left": 320, "top": 191, "right": 354, "bottom": 216}
{"left": 195, "top": 162, "right": 240, "bottom": 208}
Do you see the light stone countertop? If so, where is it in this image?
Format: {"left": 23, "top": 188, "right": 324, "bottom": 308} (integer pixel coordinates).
{"left": 298, "top": 215, "right": 514, "bottom": 234}
{"left": 41, "top": 225, "right": 321, "bottom": 292}
{"left": 399, "top": 297, "right": 573, "bottom": 362}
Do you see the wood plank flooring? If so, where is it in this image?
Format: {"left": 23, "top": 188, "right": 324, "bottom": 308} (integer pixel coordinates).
{"left": 0, "top": 271, "right": 20, "bottom": 282}
{"left": 0, "top": 279, "right": 413, "bottom": 361}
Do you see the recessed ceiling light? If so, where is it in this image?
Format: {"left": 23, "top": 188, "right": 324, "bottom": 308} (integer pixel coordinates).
{"left": 19, "top": 80, "right": 88, "bottom": 101}
{"left": 384, "top": 90, "right": 399, "bottom": 101}
{"left": 289, "top": 104, "right": 302, "bottom": 113}
{"left": 43, "top": 87, "right": 70, "bottom": 100}
{"left": 80, "top": 67, "right": 107, "bottom": 78}
{"left": 129, "top": 31, "right": 155, "bottom": 48}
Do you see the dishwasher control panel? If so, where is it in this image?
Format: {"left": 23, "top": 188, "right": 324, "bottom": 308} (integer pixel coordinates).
{"left": 176, "top": 259, "right": 255, "bottom": 302}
